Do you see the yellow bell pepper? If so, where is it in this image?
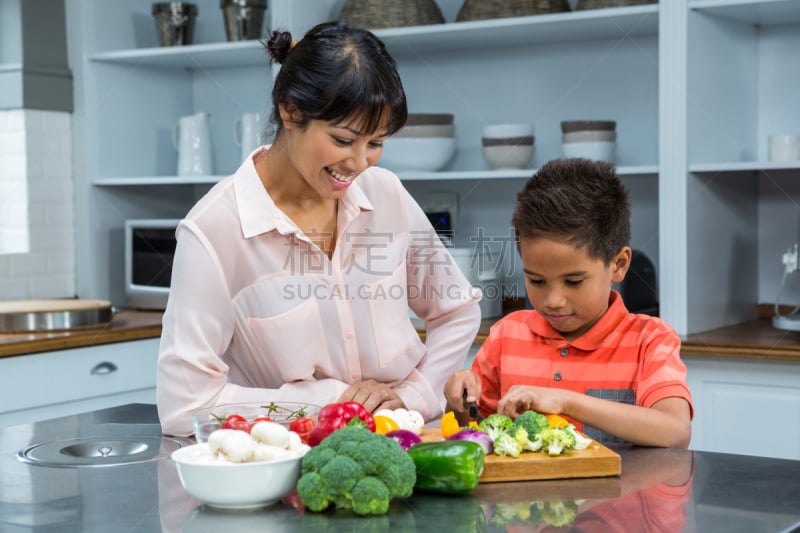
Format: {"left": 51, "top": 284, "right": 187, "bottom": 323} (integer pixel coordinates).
{"left": 546, "top": 414, "right": 569, "bottom": 428}
{"left": 373, "top": 415, "right": 400, "bottom": 435}
{"left": 440, "top": 411, "right": 461, "bottom": 438}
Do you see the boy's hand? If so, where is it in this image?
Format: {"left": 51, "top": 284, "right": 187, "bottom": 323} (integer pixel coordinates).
{"left": 443, "top": 369, "right": 481, "bottom": 426}
{"left": 497, "top": 385, "right": 568, "bottom": 418}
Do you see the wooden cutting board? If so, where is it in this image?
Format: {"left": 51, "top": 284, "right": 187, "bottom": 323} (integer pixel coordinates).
{"left": 420, "top": 428, "right": 620, "bottom": 483}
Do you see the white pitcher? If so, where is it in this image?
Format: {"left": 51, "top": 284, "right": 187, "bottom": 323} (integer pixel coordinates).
{"left": 233, "top": 110, "right": 269, "bottom": 162}
{"left": 172, "top": 112, "right": 212, "bottom": 176}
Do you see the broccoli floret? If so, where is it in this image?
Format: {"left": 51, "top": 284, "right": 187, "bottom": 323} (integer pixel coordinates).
{"left": 478, "top": 413, "right": 514, "bottom": 442}
{"left": 513, "top": 410, "right": 549, "bottom": 438}
{"left": 493, "top": 432, "right": 522, "bottom": 458}
{"left": 564, "top": 423, "right": 593, "bottom": 450}
{"left": 541, "top": 500, "right": 579, "bottom": 526}
{"left": 297, "top": 427, "right": 416, "bottom": 516}
{"left": 540, "top": 427, "right": 576, "bottom": 457}
{"left": 351, "top": 476, "right": 391, "bottom": 515}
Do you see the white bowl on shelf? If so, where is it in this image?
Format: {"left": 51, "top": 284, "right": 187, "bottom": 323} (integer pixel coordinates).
{"left": 482, "top": 123, "right": 533, "bottom": 139}
{"left": 394, "top": 123, "right": 455, "bottom": 138}
{"left": 562, "top": 130, "right": 617, "bottom": 143}
{"left": 561, "top": 140, "right": 616, "bottom": 162}
{"left": 482, "top": 141, "right": 534, "bottom": 170}
{"left": 380, "top": 136, "right": 456, "bottom": 171}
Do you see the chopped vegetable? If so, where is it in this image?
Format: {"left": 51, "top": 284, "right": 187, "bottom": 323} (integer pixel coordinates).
{"left": 297, "top": 426, "right": 416, "bottom": 515}
{"left": 440, "top": 411, "right": 461, "bottom": 438}
{"left": 478, "top": 413, "right": 514, "bottom": 442}
{"left": 373, "top": 415, "right": 400, "bottom": 435}
{"left": 385, "top": 429, "right": 422, "bottom": 451}
{"left": 540, "top": 427, "right": 576, "bottom": 457}
{"left": 407, "top": 440, "right": 485, "bottom": 495}
{"left": 513, "top": 410, "right": 549, "bottom": 438}
{"left": 546, "top": 414, "right": 569, "bottom": 429}
{"left": 446, "top": 428, "right": 494, "bottom": 455}
{"left": 306, "top": 402, "right": 376, "bottom": 447}
{"left": 493, "top": 432, "right": 522, "bottom": 458}
{"left": 564, "top": 423, "right": 592, "bottom": 450}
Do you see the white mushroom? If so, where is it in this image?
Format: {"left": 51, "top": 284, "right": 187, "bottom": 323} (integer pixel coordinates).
{"left": 250, "top": 421, "right": 290, "bottom": 448}
{"left": 404, "top": 410, "right": 425, "bottom": 435}
{"left": 253, "top": 444, "right": 294, "bottom": 462}
{"left": 218, "top": 429, "right": 255, "bottom": 463}
{"left": 207, "top": 428, "right": 236, "bottom": 455}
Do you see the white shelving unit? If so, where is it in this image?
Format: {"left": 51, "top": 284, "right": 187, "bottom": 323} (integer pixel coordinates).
{"left": 67, "top": 0, "right": 800, "bottom": 336}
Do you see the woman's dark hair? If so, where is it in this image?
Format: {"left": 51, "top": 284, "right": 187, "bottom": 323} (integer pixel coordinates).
{"left": 511, "top": 158, "right": 631, "bottom": 264}
{"left": 264, "top": 21, "right": 407, "bottom": 136}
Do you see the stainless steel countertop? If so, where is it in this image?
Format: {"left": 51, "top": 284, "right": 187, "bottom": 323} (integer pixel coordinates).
{"left": 1, "top": 404, "right": 799, "bottom": 532}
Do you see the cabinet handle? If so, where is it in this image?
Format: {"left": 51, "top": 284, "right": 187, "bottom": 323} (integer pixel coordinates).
{"left": 90, "top": 361, "right": 118, "bottom": 375}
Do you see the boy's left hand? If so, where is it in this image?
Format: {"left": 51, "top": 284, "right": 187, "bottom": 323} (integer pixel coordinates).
{"left": 497, "top": 385, "right": 569, "bottom": 418}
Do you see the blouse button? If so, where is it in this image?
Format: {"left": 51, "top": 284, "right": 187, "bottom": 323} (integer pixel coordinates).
{"left": 554, "top": 372, "right": 562, "bottom": 381}
{"left": 559, "top": 348, "right": 568, "bottom": 357}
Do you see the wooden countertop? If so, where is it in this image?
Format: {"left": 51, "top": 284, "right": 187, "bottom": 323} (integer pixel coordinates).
{"left": 0, "top": 310, "right": 163, "bottom": 358}
{"left": 2, "top": 307, "right": 799, "bottom": 361}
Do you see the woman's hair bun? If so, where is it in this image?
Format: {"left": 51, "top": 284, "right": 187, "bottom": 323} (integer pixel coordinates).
{"left": 265, "top": 30, "right": 294, "bottom": 64}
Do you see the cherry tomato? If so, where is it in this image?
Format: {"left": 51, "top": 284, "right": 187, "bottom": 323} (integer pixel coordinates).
{"left": 289, "top": 417, "right": 315, "bottom": 443}
{"left": 220, "top": 414, "right": 250, "bottom": 432}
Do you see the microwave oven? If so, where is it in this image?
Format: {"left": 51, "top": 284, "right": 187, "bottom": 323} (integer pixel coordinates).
{"left": 124, "top": 219, "right": 180, "bottom": 310}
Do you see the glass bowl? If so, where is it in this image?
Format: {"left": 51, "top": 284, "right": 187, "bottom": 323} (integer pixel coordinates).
{"left": 192, "top": 401, "right": 320, "bottom": 443}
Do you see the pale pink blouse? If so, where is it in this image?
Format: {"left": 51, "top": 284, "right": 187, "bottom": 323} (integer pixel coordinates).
{"left": 157, "top": 148, "right": 482, "bottom": 436}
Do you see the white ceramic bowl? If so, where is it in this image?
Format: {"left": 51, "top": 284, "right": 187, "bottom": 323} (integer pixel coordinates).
{"left": 562, "top": 130, "right": 617, "bottom": 143}
{"left": 394, "top": 123, "right": 454, "bottom": 138}
{"left": 560, "top": 120, "right": 616, "bottom": 133}
{"left": 482, "top": 144, "right": 534, "bottom": 170}
{"left": 380, "top": 136, "right": 456, "bottom": 171}
{"left": 561, "top": 141, "right": 616, "bottom": 162}
{"left": 482, "top": 123, "right": 533, "bottom": 139}
{"left": 172, "top": 443, "right": 302, "bottom": 509}
{"left": 192, "top": 402, "right": 320, "bottom": 443}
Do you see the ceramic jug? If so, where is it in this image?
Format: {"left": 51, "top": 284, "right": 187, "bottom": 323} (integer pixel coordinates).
{"left": 172, "top": 112, "right": 212, "bottom": 176}
{"left": 233, "top": 110, "right": 269, "bottom": 162}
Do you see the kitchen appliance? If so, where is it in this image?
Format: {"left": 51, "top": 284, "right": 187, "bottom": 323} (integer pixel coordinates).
{"left": 774, "top": 241, "right": 800, "bottom": 332}
{"left": 125, "top": 219, "right": 180, "bottom": 310}
{"left": 152, "top": 2, "right": 197, "bottom": 46}
{"left": 221, "top": 0, "right": 267, "bottom": 41}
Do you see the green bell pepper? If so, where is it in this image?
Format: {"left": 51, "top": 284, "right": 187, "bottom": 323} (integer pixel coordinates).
{"left": 407, "top": 440, "right": 485, "bottom": 495}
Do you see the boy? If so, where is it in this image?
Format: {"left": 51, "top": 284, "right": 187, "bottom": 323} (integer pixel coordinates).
{"left": 444, "top": 158, "right": 692, "bottom": 447}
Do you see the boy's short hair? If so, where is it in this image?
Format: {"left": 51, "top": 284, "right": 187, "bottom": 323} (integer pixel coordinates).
{"left": 511, "top": 158, "right": 631, "bottom": 264}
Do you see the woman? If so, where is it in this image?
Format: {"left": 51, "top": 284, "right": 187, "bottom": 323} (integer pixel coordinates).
{"left": 157, "top": 21, "right": 481, "bottom": 436}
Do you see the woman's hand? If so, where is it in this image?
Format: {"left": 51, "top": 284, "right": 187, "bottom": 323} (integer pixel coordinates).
{"left": 338, "top": 379, "right": 403, "bottom": 413}
{"left": 443, "top": 369, "right": 482, "bottom": 426}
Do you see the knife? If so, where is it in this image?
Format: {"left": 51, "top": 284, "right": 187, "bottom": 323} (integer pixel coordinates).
{"left": 462, "top": 388, "right": 484, "bottom": 423}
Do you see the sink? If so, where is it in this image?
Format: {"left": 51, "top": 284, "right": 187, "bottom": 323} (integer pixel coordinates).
{"left": 18, "top": 435, "right": 185, "bottom": 468}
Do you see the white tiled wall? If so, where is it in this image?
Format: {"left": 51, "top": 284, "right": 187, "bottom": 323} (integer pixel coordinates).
{"left": 0, "top": 109, "right": 75, "bottom": 300}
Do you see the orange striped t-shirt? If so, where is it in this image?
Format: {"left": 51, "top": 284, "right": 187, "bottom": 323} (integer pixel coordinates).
{"left": 472, "top": 291, "right": 692, "bottom": 440}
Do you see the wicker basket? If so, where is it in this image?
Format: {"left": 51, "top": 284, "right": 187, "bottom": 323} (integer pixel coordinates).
{"left": 457, "top": 0, "right": 571, "bottom": 22}
{"left": 576, "top": 0, "right": 657, "bottom": 10}
{"left": 339, "top": 0, "right": 445, "bottom": 29}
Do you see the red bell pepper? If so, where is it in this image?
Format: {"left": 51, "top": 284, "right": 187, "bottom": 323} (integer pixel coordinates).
{"left": 306, "top": 401, "right": 376, "bottom": 446}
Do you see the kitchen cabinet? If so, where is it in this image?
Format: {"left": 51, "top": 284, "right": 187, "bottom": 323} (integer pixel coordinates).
{"left": 684, "top": 354, "right": 800, "bottom": 460}
{"left": 67, "top": 0, "right": 800, "bottom": 336}
{"left": 0, "top": 338, "right": 159, "bottom": 427}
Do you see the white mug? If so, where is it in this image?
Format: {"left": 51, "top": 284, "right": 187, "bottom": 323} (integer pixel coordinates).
{"left": 768, "top": 134, "right": 800, "bottom": 162}
{"left": 234, "top": 110, "right": 269, "bottom": 162}
{"left": 172, "top": 112, "right": 213, "bottom": 176}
